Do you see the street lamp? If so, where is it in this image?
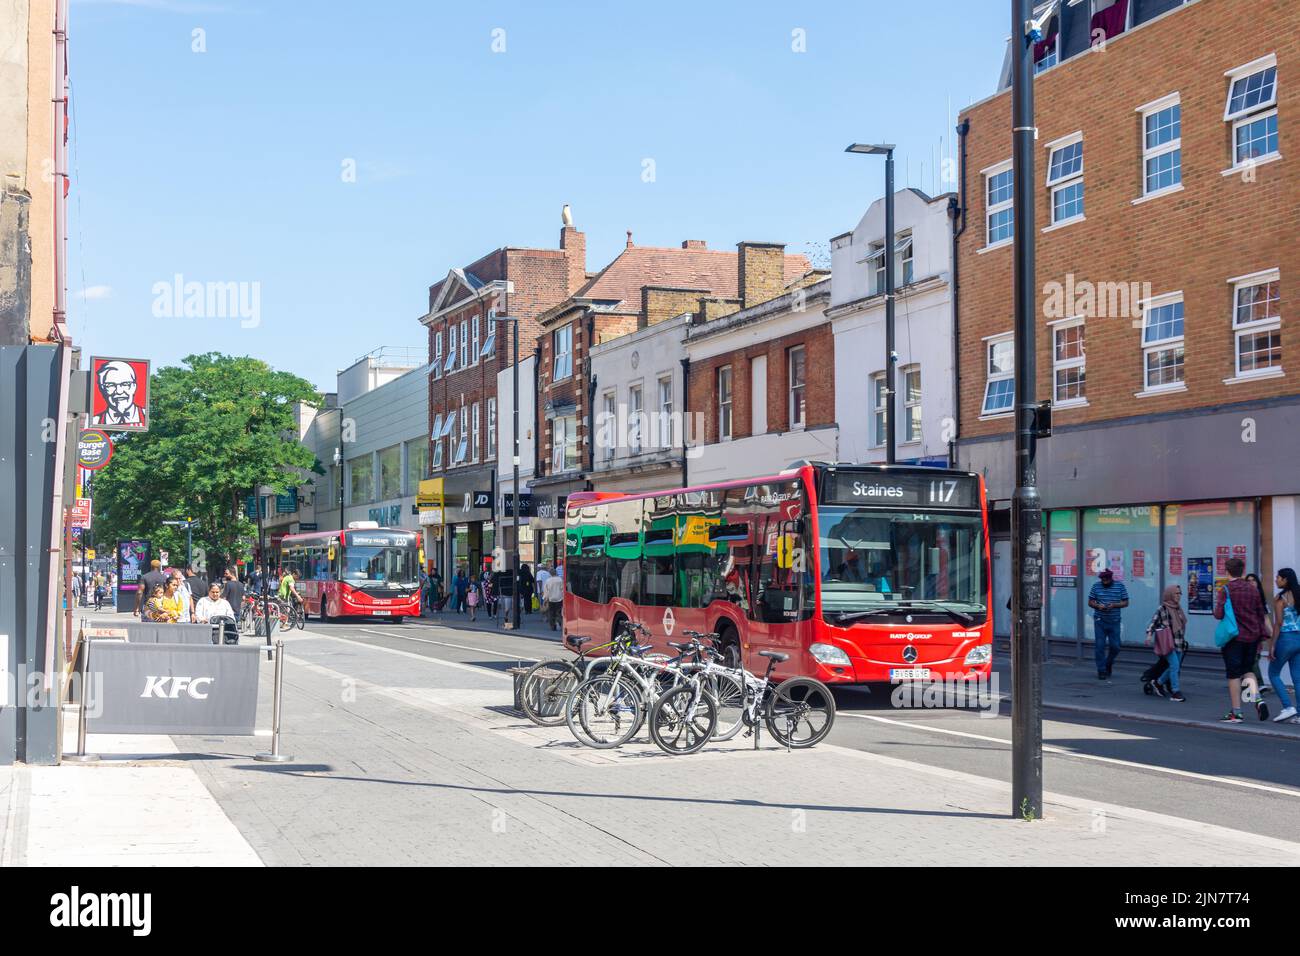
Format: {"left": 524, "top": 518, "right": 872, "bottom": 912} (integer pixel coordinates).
{"left": 333, "top": 442, "right": 344, "bottom": 534}
{"left": 492, "top": 307, "right": 522, "bottom": 630}
{"left": 846, "top": 142, "right": 898, "bottom": 465}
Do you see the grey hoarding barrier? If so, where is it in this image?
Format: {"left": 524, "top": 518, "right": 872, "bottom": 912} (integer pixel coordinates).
{"left": 124, "top": 622, "right": 218, "bottom": 645}
{"left": 84, "top": 640, "right": 261, "bottom": 735}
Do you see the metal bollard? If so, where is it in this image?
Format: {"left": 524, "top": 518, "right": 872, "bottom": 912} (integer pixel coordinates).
{"left": 63, "top": 636, "right": 100, "bottom": 763}
{"left": 255, "top": 639, "right": 293, "bottom": 763}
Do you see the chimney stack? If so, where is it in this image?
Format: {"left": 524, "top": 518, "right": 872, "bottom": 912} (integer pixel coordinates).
{"left": 681, "top": 240, "right": 707, "bottom": 249}
{"left": 737, "top": 242, "right": 786, "bottom": 309}
{"left": 560, "top": 221, "right": 586, "bottom": 295}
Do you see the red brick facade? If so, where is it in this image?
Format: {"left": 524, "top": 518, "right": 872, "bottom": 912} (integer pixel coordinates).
{"left": 957, "top": 0, "right": 1298, "bottom": 442}
{"left": 688, "top": 322, "right": 835, "bottom": 444}
{"left": 424, "top": 229, "right": 586, "bottom": 475}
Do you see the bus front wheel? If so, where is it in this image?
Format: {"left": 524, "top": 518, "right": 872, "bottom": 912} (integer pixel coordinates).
{"left": 716, "top": 625, "right": 741, "bottom": 670}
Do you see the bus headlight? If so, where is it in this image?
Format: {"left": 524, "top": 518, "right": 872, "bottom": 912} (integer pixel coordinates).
{"left": 964, "top": 644, "right": 992, "bottom": 665}
{"left": 809, "top": 643, "right": 851, "bottom": 666}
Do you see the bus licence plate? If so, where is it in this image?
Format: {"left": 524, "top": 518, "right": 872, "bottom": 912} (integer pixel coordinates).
{"left": 373, "top": 610, "right": 392, "bottom": 616}
{"left": 890, "top": 668, "right": 931, "bottom": 681}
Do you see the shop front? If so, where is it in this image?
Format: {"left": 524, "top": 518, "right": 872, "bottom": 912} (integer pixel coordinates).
{"left": 441, "top": 470, "right": 496, "bottom": 578}
{"left": 417, "top": 478, "right": 445, "bottom": 574}
{"left": 1046, "top": 500, "right": 1259, "bottom": 652}
{"left": 528, "top": 478, "right": 587, "bottom": 572}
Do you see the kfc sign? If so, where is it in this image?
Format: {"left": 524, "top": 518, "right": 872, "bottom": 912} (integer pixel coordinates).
{"left": 90, "top": 356, "right": 150, "bottom": 432}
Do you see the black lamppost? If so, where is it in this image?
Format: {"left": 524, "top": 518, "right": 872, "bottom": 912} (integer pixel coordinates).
{"left": 1012, "top": 0, "right": 1048, "bottom": 821}
{"left": 845, "top": 142, "right": 897, "bottom": 464}
{"left": 493, "top": 308, "right": 522, "bottom": 629}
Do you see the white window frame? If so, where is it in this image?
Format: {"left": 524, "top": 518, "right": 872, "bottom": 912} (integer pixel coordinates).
{"left": 1229, "top": 269, "right": 1282, "bottom": 381}
{"left": 453, "top": 402, "right": 468, "bottom": 464}
{"left": 433, "top": 331, "right": 444, "bottom": 379}
{"left": 717, "top": 365, "right": 733, "bottom": 442}
{"left": 459, "top": 320, "right": 469, "bottom": 369}
{"left": 982, "top": 333, "right": 1015, "bottom": 417}
{"left": 658, "top": 375, "right": 673, "bottom": 448}
{"left": 1139, "top": 292, "right": 1186, "bottom": 394}
{"left": 1033, "top": 7, "right": 1059, "bottom": 75}
{"left": 602, "top": 391, "right": 616, "bottom": 461}
{"left": 983, "top": 160, "right": 1014, "bottom": 249}
{"left": 431, "top": 413, "right": 444, "bottom": 470}
{"left": 480, "top": 322, "right": 496, "bottom": 359}
{"left": 471, "top": 316, "right": 481, "bottom": 367}
{"left": 901, "top": 364, "right": 921, "bottom": 444}
{"left": 1045, "top": 132, "right": 1085, "bottom": 228}
{"left": 870, "top": 372, "right": 886, "bottom": 448}
{"left": 1051, "top": 318, "right": 1087, "bottom": 407}
{"left": 868, "top": 242, "right": 887, "bottom": 294}
{"left": 551, "top": 417, "right": 566, "bottom": 473}
{"left": 898, "top": 233, "right": 914, "bottom": 285}
{"left": 1137, "top": 93, "right": 1182, "bottom": 199}
{"left": 788, "top": 345, "right": 807, "bottom": 430}
{"left": 470, "top": 402, "right": 480, "bottom": 462}
{"left": 552, "top": 325, "right": 573, "bottom": 381}
{"left": 486, "top": 398, "right": 497, "bottom": 459}
{"left": 445, "top": 325, "right": 457, "bottom": 374}
{"left": 1224, "top": 55, "right": 1280, "bottom": 169}
{"left": 628, "top": 384, "right": 643, "bottom": 455}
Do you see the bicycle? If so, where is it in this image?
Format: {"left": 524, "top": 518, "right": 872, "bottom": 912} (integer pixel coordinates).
{"left": 519, "top": 632, "right": 620, "bottom": 727}
{"left": 564, "top": 623, "right": 705, "bottom": 749}
{"left": 651, "top": 646, "right": 835, "bottom": 754}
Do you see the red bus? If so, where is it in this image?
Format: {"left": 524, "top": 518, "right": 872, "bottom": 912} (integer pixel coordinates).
{"left": 278, "top": 526, "right": 422, "bottom": 623}
{"left": 562, "top": 462, "right": 991, "bottom": 685}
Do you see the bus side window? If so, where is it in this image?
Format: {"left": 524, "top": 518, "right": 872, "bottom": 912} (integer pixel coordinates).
{"left": 642, "top": 500, "right": 675, "bottom": 608}
{"left": 605, "top": 499, "right": 642, "bottom": 604}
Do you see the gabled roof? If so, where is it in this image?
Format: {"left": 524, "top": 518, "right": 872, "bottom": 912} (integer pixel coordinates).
{"left": 574, "top": 245, "right": 812, "bottom": 312}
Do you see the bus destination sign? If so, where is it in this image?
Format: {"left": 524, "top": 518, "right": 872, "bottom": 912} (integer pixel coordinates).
{"left": 823, "top": 471, "right": 980, "bottom": 510}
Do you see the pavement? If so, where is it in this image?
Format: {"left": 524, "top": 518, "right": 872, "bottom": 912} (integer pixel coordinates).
{"left": 1, "top": 607, "right": 1297, "bottom": 866}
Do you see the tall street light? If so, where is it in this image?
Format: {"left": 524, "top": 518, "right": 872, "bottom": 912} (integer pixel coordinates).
{"left": 846, "top": 142, "right": 897, "bottom": 465}
{"left": 492, "top": 308, "right": 522, "bottom": 630}
{"left": 1011, "top": 0, "right": 1048, "bottom": 821}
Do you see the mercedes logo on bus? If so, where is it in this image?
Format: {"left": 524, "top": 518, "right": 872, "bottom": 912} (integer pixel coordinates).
{"left": 902, "top": 646, "right": 918, "bottom": 664}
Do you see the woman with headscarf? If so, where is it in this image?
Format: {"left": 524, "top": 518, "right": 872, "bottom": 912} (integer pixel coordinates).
{"left": 1145, "top": 583, "right": 1188, "bottom": 701}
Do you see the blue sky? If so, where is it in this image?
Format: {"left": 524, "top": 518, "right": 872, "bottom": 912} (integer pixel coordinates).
{"left": 67, "top": 0, "right": 1009, "bottom": 393}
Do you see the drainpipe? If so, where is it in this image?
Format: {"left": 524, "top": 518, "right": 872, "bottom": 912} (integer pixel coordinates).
{"left": 585, "top": 311, "right": 597, "bottom": 476}
{"left": 948, "top": 118, "right": 971, "bottom": 469}
{"left": 679, "top": 356, "right": 690, "bottom": 486}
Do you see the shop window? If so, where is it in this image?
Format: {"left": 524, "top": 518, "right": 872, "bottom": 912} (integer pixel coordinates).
{"left": 1082, "top": 506, "right": 1160, "bottom": 642}
{"left": 1046, "top": 509, "right": 1079, "bottom": 640}
{"left": 1163, "top": 501, "right": 1257, "bottom": 649}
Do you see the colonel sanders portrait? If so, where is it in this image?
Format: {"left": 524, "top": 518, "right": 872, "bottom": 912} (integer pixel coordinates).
{"left": 92, "top": 360, "right": 148, "bottom": 429}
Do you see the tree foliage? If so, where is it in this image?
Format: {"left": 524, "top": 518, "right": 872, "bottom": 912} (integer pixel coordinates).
{"left": 90, "top": 353, "right": 322, "bottom": 572}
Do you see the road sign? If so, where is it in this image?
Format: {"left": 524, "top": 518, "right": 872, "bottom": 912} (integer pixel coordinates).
{"left": 87, "top": 549, "right": 96, "bottom": 560}
{"left": 77, "top": 429, "right": 114, "bottom": 470}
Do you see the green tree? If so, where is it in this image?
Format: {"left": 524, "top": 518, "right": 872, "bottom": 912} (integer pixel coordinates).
{"left": 91, "top": 353, "right": 323, "bottom": 574}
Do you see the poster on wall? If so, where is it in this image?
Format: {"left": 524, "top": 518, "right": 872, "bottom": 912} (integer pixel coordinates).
{"left": 1215, "top": 546, "right": 1231, "bottom": 575}
{"left": 1187, "top": 557, "right": 1215, "bottom": 614}
{"left": 1108, "top": 551, "right": 1125, "bottom": 581}
{"left": 1132, "top": 550, "right": 1146, "bottom": 577}
{"left": 1169, "top": 547, "right": 1183, "bottom": 575}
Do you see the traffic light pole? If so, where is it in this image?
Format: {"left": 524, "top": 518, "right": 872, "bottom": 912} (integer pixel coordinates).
{"left": 1011, "top": 0, "right": 1044, "bottom": 821}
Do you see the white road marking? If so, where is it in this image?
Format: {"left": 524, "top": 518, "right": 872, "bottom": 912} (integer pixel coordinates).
{"left": 840, "top": 711, "right": 1300, "bottom": 798}
{"left": 356, "top": 628, "right": 536, "bottom": 661}
{"left": 300, "top": 630, "right": 512, "bottom": 682}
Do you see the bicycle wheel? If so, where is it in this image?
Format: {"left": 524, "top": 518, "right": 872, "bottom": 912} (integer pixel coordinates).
{"left": 649, "top": 683, "right": 717, "bottom": 756}
{"left": 703, "top": 670, "right": 746, "bottom": 742}
{"left": 765, "top": 677, "right": 836, "bottom": 748}
{"left": 520, "top": 658, "right": 581, "bottom": 726}
{"left": 295, "top": 604, "right": 306, "bottom": 630}
{"left": 566, "top": 674, "right": 643, "bottom": 749}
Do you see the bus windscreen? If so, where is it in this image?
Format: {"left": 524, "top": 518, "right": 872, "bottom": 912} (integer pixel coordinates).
{"left": 341, "top": 544, "right": 419, "bottom": 586}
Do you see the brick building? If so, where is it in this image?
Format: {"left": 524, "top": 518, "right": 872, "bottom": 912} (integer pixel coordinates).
{"left": 529, "top": 237, "right": 810, "bottom": 564}
{"left": 684, "top": 258, "right": 834, "bottom": 485}
{"left": 955, "top": 0, "right": 1299, "bottom": 647}
{"left": 419, "top": 222, "right": 586, "bottom": 576}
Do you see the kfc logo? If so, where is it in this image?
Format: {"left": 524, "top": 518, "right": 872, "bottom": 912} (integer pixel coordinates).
{"left": 90, "top": 356, "right": 150, "bottom": 432}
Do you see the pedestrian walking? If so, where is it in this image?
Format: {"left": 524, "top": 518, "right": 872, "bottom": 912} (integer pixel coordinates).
{"left": 93, "top": 573, "right": 106, "bottom": 612}
{"left": 184, "top": 565, "right": 208, "bottom": 606}
{"left": 535, "top": 563, "right": 551, "bottom": 603}
{"left": 466, "top": 574, "right": 480, "bottom": 621}
{"left": 1268, "top": 567, "right": 1300, "bottom": 723}
{"left": 1245, "top": 573, "right": 1274, "bottom": 694}
{"left": 1087, "top": 568, "right": 1129, "bottom": 679}
{"left": 1213, "top": 556, "right": 1270, "bottom": 722}
{"left": 220, "top": 568, "right": 245, "bottom": 617}
{"left": 453, "top": 567, "right": 469, "bottom": 614}
{"left": 480, "top": 573, "right": 496, "bottom": 619}
{"left": 518, "top": 563, "right": 535, "bottom": 615}
{"left": 1143, "top": 584, "right": 1188, "bottom": 701}
{"left": 71, "top": 573, "right": 82, "bottom": 606}
{"left": 543, "top": 566, "right": 564, "bottom": 631}
{"left": 135, "top": 559, "right": 167, "bottom": 619}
